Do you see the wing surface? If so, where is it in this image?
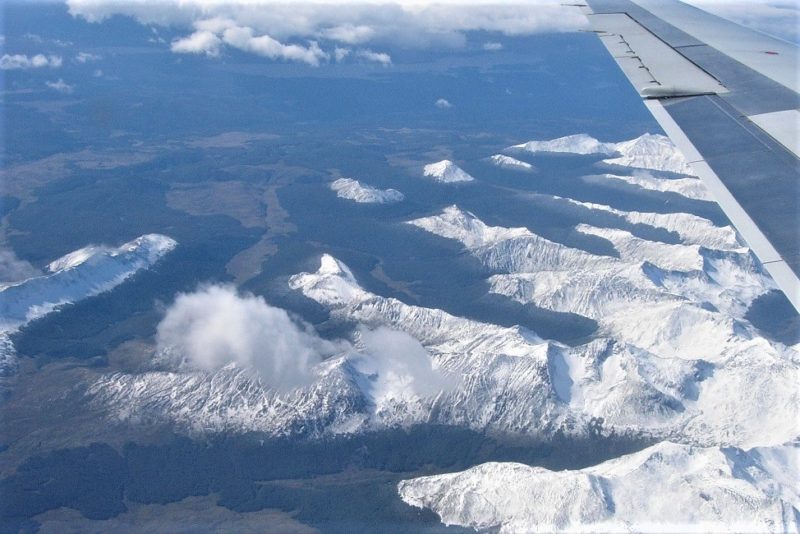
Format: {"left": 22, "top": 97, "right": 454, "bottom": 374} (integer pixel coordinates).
{"left": 582, "top": 0, "right": 800, "bottom": 311}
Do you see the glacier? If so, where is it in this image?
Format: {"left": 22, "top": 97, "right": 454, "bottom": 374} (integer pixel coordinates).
{"left": 422, "top": 160, "right": 475, "bottom": 183}
{"left": 398, "top": 440, "right": 800, "bottom": 533}
{"left": 330, "top": 177, "right": 404, "bottom": 204}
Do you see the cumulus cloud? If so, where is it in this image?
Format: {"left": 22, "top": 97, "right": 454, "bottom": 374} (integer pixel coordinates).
{"left": 321, "top": 23, "right": 375, "bottom": 44}
{"left": 355, "top": 326, "right": 454, "bottom": 401}
{"left": 171, "top": 30, "right": 222, "bottom": 56}
{"left": 435, "top": 98, "right": 452, "bottom": 109}
{"left": 355, "top": 48, "right": 391, "bottom": 65}
{"left": 334, "top": 46, "right": 351, "bottom": 62}
{"left": 74, "top": 52, "right": 102, "bottom": 63}
{"left": 45, "top": 78, "right": 75, "bottom": 93}
{"left": 155, "top": 284, "right": 454, "bottom": 397}
{"left": 170, "top": 20, "right": 328, "bottom": 65}
{"left": 156, "top": 285, "right": 346, "bottom": 391}
{"left": 483, "top": 41, "right": 503, "bottom": 51}
{"left": 0, "top": 54, "right": 62, "bottom": 70}
{"left": 66, "top": 1, "right": 588, "bottom": 64}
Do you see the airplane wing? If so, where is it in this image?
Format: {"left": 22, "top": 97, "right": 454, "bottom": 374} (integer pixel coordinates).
{"left": 580, "top": 0, "right": 800, "bottom": 312}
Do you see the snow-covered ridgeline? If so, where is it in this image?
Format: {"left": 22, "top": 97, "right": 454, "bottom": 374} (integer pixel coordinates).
{"left": 422, "top": 160, "right": 475, "bottom": 183}
{"left": 0, "top": 234, "right": 177, "bottom": 332}
{"left": 0, "top": 234, "right": 176, "bottom": 394}
{"left": 330, "top": 177, "right": 404, "bottom": 204}
{"left": 508, "top": 133, "right": 694, "bottom": 175}
{"left": 409, "top": 207, "right": 798, "bottom": 445}
{"left": 509, "top": 133, "right": 617, "bottom": 156}
{"left": 398, "top": 440, "right": 800, "bottom": 533}
{"left": 89, "top": 253, "right": 798, "bottom": 446}
{"left": 407, "top": 205, "right": 613, "bottom": 272}
{"left": 554, "top": 196, "right": 740, "bottom": 250}
{"left": 485, "top": 154, "right": 534, "bottom": 172}
{"left": 583, "top": 172, "right": 712, "bottom": 201}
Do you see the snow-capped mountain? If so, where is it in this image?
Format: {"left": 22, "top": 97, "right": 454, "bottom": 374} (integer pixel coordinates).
{"left": 330, "top": 177, "right": 404, "bottom": 204}
{"left": 0, "top": 234, "right": 176, "bottom": 394}
{"left": 422, "top": 160, "right": 475, "bottom": 183}
{"left": 603, "top": 133, "right": 694, "bottom": 174}
{"left": 508, "top": 133, "right": 617, "bottom": 156}
{"left": 485, "top": 154, "right": 534, "bottom": 172}
{"left": 0, "top": 234, "right": 177, "bottom": 331}
{"left": 508, "top": 133, "right": 695, "bottom": 175}
{"left": 583, "top": 172, "right": 712, "bottom": 201}
{"left": 398, "top": 440, "right": 800, "bottom": 533}
{"left": 89, "top": 250, "right": 798, "bottom": 448}
{"left": 408, "top": 206, "right": 798, "bottom": 446}
{"left": 555, "top": 196, "right": 740, "bottom": 251}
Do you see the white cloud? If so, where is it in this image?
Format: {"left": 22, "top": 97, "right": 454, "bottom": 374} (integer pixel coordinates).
{"left": 483, "top": 41, "right": 503, "bottom": 51}
{"left": 156, "top": 285, "right": 346, "bottom": 391}
{"left": 321, "top": 23, "right": 375, "bottom": 44}
{"left": 45, "top": 78, "right": 75, "bottom": 93}
{"left": 355, "top": 326, "right": 454, "bottom": 401}
{"left": 0, "top": 249, "right": 40, "bottom": 286}
{"left": 435, "top": 98, "right": 452, "bottom": 109}
{"left": 75, "top": 51, "right": 102, "bottom": 63}
{"left": 334, "top": 46, "right": 351, "bottom": 62}
{"left": 171, "top": 30, "right": 222, "bottom": 56}
{"left": 221, "top": 25, "right": 328, "bottom": 66}
{"left": 355, "top": 48, "right": 391, "bottom": 65}
{"left": 683, "top": 0, "right": 799, "bottom": 43}
{"left": 93, "top": 68, "right": 103, "bottom": 77}
{"left": 66, "top": 1, "right": 588, "bottom": 64}
{"left": 0, "top": 54, "right": 62, "bottom": 70}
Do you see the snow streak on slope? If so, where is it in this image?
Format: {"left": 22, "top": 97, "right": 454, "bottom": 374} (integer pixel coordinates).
{"left": 399, "top": 441, "right": 800, "bottom": 533}
{"left": 583, "top": 172, "right": 712, "bottom": 201}
{"left": 330, "top": 177, "right": 404, "bottom": 204}
{"left": 485, "top": 154, "right": 534, "bottom": 172}
{"left": 422, "top": 160, "right": 475, "bottom": 183}
{"left": 509, "top": 132, "right": 695, "bottom": 175}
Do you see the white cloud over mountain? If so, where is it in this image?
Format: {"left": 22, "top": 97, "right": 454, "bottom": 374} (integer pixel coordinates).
{"left": 156, "top": 284, "right": 345, "bottom": 391}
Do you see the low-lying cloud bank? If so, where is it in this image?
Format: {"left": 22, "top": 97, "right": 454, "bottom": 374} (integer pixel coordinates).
{"left": 66, "top": 1, "right": 587, "bottom": 65}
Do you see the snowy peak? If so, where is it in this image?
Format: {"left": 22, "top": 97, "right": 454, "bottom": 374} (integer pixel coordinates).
{"left": 407, "top": 205, "right": 532, "bottom": 249}
{"left": 604, "top": 133, "right": 694, "bottom": 175}
{"left": 509, "top": 133, "right": 617, "bottom": 156}
{"left": 330, "top": 177, "right": 404, "bottom": 204}
{"left": 485, "top": 154, "right": 534, "bottom": 172}
{"left": 422, "top": 160, "right": 475, "bottom": 183}
{"left": 508, "top": 132, "right": 695, "bottom": 175}
{"left": 398, "top": 441, "right": 800, "bottom": 533}
{"left": 46, "top": 234, "right": 177, "bottom": 273}
{"left": 408, "top": 206, "right": 607, "bottom": 273}
{"left": 1, "top": 234, "right": 177, "bottom": 331}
